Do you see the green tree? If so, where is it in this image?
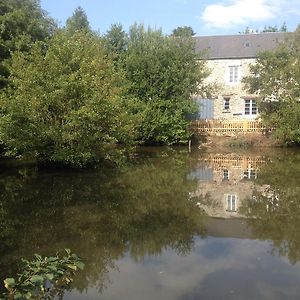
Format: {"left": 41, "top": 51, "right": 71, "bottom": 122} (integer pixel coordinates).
{"left": 103, "top": 23, "right": 128, "bottom": 66}
{"left": 124, "top": 24, "right": 209, "bottom": 145}
{"left": 171, "top": 26, "right": 195, "bottom": 37}
{"left": 261, "top": 25, "right": 279, "bottom": 32}
{"left": 280, "top": 22, "right": 288, "bottom": 32}
{"left": 0, "top": 0, "right": 56, "bottom": 88}
{"left": 239, "top": 22, "right": 287, "bottom": 34}
{"left": 262, "top": 22, "right": 287, "bottom": 32}
{"left": 243, "top": 26, "right": 300, "bottom": 145}
{"left": 65, "top": 6, "right": 91, "bottom": 34}
{"left": 0, "top": 31, "right": 136, "bottom": 167}
{"left": 104, "top": 23, "right": 127, "bottom": 54}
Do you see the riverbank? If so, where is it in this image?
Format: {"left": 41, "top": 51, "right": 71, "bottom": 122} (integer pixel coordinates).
{"left": 197, "top": 133, "right": 283, "bottom": 151}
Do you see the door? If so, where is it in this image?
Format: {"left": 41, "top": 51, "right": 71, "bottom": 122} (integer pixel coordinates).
{"left": 195, "top": 98, "right": 214, "bottom": 120}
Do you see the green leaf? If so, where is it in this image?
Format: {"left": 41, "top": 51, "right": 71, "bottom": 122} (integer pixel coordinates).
{"left": 4, "top": 278, "right": 15, "bottom": 289}
{"left": 74, "top": 261, "right": 85, "bottom": 270}
{"left": 30, "top": 275, "right": 44, "bottom": 285}
{"left": 2, "top": 250, "right": 84, "bottom": 299}
{"left": 66, "top": 264, "right": 77, "bottom": 271}
{"left": 34, "top": 254, "right": 42, "bottom": 260}
{"left": 45, "top": 273, "right": 54, "bottom": 281}
{"left": 47, "top": 265, "right": 58, "bottom": 271}
{"left": 24, "top": 291, "right": 32, "bottom": 299}
{"left": 14, "top": 292, "right": 23, "bottom": 299}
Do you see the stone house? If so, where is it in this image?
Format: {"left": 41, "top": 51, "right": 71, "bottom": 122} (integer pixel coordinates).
{"left": 193, "top": 32, "right": 287, "bottom": 121}
{"left": 188, "top": 153, "right": 268, "bottom": 218}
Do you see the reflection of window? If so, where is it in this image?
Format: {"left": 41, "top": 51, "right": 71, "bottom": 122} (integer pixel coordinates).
{"left": 223, "top": 169, "right": 229, "bottom": 180}
{"left": 223, "top": 97, "right": 230, "bottom": 110}
{"left": 226, "top": 194, "right": 237, "bottom": 212}
{"left": 229, "top": 66, "right": 239, "bottom": 83}
{"left": 243, "top": 169, "right": 257, "bottom": 179}
{"left": 245, "top": 99, "right": 257, "bottom": 115}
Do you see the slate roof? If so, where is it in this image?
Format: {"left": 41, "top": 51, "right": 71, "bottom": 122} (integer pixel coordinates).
{"left": 206, "top": 217, "right": 252, "bottom": 239}
{"left": 194, "top": 32, "right": 288, "bottom": 59}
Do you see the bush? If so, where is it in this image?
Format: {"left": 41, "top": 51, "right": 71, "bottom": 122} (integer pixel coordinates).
{"left": 3, "top": 249, "right": 84, "bottom": 299}
{"left": 0, "top": 31, "right": 136, "bottom": 167}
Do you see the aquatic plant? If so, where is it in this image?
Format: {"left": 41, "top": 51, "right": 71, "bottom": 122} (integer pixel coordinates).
{"left": 2, "top": 249, "right": 84, "bottom": 299}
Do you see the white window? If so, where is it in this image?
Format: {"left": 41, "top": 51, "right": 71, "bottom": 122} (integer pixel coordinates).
{"left": 245, "top": 99, "right": 257, "bottom": 115}
{"left": 226, "top": 194, "right": 237, "bottom": 212}
{"left": 229, "top": 66, "right": 239, "bottom": 83}
{"left": 223, "top": 97, "right": 230, "bottom": 110}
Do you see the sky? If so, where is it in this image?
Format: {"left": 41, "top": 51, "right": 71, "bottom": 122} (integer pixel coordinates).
{"left": 40, "top": 0, "right": 300, "bottom": 36}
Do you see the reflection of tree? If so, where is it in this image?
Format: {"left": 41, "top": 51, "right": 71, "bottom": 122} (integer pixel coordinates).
{"left": 240, "top": 152, "right": 300, "bottom": 264}
{"left": 0, "top": 149, "right": 206, "bottom": 294}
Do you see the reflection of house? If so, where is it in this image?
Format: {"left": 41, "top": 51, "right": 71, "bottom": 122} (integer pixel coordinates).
{"left": 192, "top": 33, "right": 287, "bottom": 134}
{"left": 189, "top": 154, "right": 267, "bottom": 218}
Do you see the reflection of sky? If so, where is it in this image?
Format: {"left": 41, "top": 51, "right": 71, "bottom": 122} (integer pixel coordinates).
{"left": 65, "top": 237, "right": 300, "bottom": 300}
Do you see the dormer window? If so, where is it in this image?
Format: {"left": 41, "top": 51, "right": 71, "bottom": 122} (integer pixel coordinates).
{"left": 244, "top": 41, "right": 251, "bottom": 47}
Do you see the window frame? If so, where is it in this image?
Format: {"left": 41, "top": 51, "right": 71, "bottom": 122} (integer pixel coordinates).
{"left": 244, "top": 99, "right": 258, "bottom": 115}
{"left": 223, "top": 169, "right": 229, "bottom": 180}
{"left": 223, "top": 97, "right": 230, "bottom": 111}
{"left": 228, "top": 66, "right": 239, "bottom": 84}
{"left": 243, "top": 169, "right": 257, "bottom": 180}
{"left": 226, "top": 194, "right": 237, "bottom": 212}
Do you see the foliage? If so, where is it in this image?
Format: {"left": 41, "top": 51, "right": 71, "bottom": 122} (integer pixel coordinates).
{"left": 239, "top": 22, "right": 287, "bottom": 34}
{"left": 103, "top": 23, "right": 128, "bottom": 70}
{"left": 0, "top": 0, "right": 56, "bottom": 88}
{"left": 171, "top": 26, "right": 195, "bottom": 37}
{"left": 0, "top": 30, "right": 136, "bottom": 167}
{"left": 65, "top": 6, "right": 91, "bottom": 35}
{"left": 261, "top": 22, "right": 287, "bottom": 32}
{"left": 2, "top": 249, "right": 84, "bottom": 299}
{"left": 123, "top": 24, "right": 209, "bottom": 145}
{"left": 243, "top": 26, "right": 300, "bottom": 145}
{"left": 104, "top": 23, "right": 127, "bottom": 55}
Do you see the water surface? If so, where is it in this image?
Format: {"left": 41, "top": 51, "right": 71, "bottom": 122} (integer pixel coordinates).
{"left": 1, "top": 147, "right": 300, "bottom": 299}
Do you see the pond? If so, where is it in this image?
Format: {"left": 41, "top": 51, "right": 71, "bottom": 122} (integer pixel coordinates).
{"left": 1, "top": 147, "right": 300, "bottom": 299}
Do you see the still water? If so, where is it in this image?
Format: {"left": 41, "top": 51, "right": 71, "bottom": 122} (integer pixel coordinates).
{"left": 1, "top": 147, "right": 300, "bottom": 299}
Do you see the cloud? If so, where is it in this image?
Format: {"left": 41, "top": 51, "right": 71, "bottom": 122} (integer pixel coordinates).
{"left": 201, "top": 0, "right": 284, "bottom": 29}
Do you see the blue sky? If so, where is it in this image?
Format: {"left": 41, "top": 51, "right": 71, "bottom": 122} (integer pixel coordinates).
{"left": 40, "top": 0, "right": 300, "bottom": 36}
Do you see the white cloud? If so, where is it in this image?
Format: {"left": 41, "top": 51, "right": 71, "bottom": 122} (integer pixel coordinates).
{"left": 201, "top": 0, "right": 285, "bottom": 29}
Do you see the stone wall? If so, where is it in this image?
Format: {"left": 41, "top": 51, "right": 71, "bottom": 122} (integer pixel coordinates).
{"left": 202, "top": 58, "right": 258, "bottom": 120}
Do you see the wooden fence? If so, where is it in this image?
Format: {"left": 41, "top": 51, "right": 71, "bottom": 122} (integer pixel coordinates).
{"left": 191, "top": 119, "right": 265, "bottom": 135}
{"left": 202, "top": 153, "right": 268, "bottom": 170}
